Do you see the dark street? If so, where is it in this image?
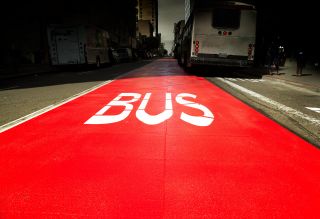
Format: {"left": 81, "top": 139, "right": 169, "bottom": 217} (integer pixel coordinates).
{"left": 0, "top": 0, "right": 320, "bottom": 218}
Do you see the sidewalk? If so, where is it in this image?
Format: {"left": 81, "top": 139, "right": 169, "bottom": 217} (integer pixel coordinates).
{"left": 0, "top": 64, "right": 59, "bottom": 80}
{"left": 263, "top": 59, "right": 320, "bottom": 92}
{"left": 2, "top": 60, "right": 320, "bottom": 92}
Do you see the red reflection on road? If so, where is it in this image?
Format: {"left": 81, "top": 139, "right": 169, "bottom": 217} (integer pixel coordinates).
{"left": 1, "top": 59, "right": 320, "bottom": 218}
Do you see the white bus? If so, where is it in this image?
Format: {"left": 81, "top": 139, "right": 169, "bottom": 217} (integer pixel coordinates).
{"left": 47, "top": 25, "right": 110, "bottom": 67}
{"left": 178, "top": 0, "right": 257, "bottom": 67}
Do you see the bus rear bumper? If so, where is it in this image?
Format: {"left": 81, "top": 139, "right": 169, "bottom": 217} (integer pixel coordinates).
{"left": 191, "top": 56, "right": 253, "bottom": 67}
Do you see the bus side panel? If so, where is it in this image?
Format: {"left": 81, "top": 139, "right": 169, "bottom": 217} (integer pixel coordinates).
{"left": 86, "top": 48, "right": 109, "bottom": 64}
{"left": 48, "top": 26, "right": 84, "bottom": 65}
{"left": 77, "top": 26, "right": 87, "bottom": 64}
{"left": 190, "top": 17, "right": 196, "bottom": 60}
{"left": 85, "top": 27, "right": 110, "bottom": 65}
{"left": 47, "top": 27, "right": 58, "bottom": 65}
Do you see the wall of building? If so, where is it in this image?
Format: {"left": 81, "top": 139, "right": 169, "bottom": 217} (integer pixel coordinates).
{"left": 137, "top": 20, "right": 153, "bottom": 37}
{"left": 137, "top": 0, "right": 158, "bottom": 36}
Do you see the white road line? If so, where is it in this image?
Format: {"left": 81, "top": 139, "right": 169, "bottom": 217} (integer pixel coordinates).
{"left": 225, "top": 78, "right": 264, "bottom": 83}
{"left": 217, "top": 78, "right": 320, "bottom": 126}
{"left": 245, "top": 79, "right": 264, "bottom": 82}
{"left": 0, "top": 80, "right": 113, "bottom": 133}
{"left": 306, "top": 107, "right": 320, "bottom": 113}
{"left": 226, "top": 78, "right": 237, "bottom": 81}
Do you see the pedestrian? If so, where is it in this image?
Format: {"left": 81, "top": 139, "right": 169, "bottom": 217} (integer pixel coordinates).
{"left": 265, "top": 46, "right": 273, "bottom": 75}
{"left": 273, "top": 47, "right": 280, "bottom": 75}
{"left": 296, "top": 49, "right": 305, "bottom": 76}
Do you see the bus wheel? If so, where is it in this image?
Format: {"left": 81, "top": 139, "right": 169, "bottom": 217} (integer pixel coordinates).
{"left": 183, "top": 53, "right": 188, "bottom": 68}
{"left": 96, "top": 57, "right": 101, "bottom": 68}
{"left": 178, "top": 55, "right": 183, "bottom": 66}
{"left": 183, "top": 52, "right": 192, "bottom": 69}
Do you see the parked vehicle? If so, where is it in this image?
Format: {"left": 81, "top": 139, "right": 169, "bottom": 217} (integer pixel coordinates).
{"left": 47, "top": 25, "right": 110, "bottom": 67}
{"left": 108, "top": 48, "right": 120, "bottom": 64}
{"left": 177, "top": 0, "right": 257, "bottom": 68}
{"left": 115, "top": 48, "right": 133, "bottom": 63}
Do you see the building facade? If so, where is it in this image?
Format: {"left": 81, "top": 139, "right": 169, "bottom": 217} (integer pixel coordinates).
{"left": 137, "top": 20, "right": 153, "bottom": 38}
{"left": 137, "top": 0, "right": 158, "bottom": 36}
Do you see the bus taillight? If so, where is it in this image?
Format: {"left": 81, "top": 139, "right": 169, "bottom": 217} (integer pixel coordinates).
{"left": 248, "top": 44, "right": 255, "bottom": 61}
{"left": 194, "top": 41, "right": 200, "bottom": 54}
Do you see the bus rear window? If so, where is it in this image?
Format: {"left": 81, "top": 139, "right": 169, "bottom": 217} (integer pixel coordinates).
{"left": 212, "top": 8, "right": 240, "bottom": 29}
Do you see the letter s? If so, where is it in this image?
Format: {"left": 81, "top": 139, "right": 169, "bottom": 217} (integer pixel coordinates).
{"left": 84, "top": 93, "right": 141, "bottom": 124}
{"left": 176, "top": 93, "right": 214, "bottom": 126}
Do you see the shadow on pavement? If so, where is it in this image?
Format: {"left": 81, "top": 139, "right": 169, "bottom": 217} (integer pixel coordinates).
{"left": 0, "top": 60, "right": 153, "bottom": 91}
{"left": 183, "top": 65, "right": 265, "bottom": 79}
{"left": 0, "top": 58, "right": 279, "bottom": 91}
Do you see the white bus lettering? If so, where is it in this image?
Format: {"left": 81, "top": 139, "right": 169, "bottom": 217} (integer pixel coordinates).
{"left": 85, "top": 93, "right": 214, "bottom": 126}
{"left": 136, "top": 93, "right": 173, "bottom": 125}
{"left": 176, "top": 93, "right": 214, "bottom": 127}
{"left": 85, "top": 93, "right": 141, "bottom": 124}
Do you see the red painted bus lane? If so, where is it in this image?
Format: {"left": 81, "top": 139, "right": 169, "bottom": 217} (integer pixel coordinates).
{"left": 1, "top": 59, "right": 320, "bottom": 218}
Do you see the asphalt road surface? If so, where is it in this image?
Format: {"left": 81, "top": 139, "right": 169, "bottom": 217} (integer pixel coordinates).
{"left": 205, "top": 68, "right": 320, "bottom": 147}
{"left": 0, "top": 59, "right": 320, "bottom": 218}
